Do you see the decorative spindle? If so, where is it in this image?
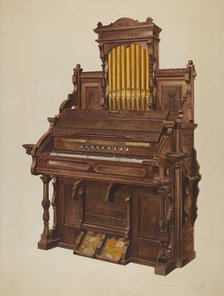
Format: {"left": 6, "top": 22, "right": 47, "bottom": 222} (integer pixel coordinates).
{"left": 51, "top": 177, "right": 58, "bottom": 235}
{"left": 41, "top": 175, "right": 52, "bottom": 237}
{"left": 99, "top": 43, "right": 108, "bottom": 109}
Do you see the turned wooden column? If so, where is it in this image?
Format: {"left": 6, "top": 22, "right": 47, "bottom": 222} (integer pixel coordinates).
{"left": 174, "top": 160, "right": 184, "bottom": 262}
{"left": 156, "top": 186, "right": 171, "bottom": 264}
{"left": 98, "top": 42, "right": 108, "bottom": 109}
{"left": 38, "top": 175, "right": 59, "bottom": 250}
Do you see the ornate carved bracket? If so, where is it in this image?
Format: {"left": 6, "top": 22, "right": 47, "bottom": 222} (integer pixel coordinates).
{"left": 72, "top": 179, "right": 86, "bottom": 200}
{"left": 59, "top": 64, "right": 83, "bottom": 112}
{"left": 105, "top": 183, "right": 121, "bottom": 202}
{"left": 23, "top": 144, "right": 35, "bottom": 155}
{"left": 183, "top": 148, "right": 201, "bottom": 226}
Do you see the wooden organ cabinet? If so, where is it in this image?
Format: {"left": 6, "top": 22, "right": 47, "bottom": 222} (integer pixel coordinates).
{"left": 23, "top": 17, "right": 201, "bottom": 275}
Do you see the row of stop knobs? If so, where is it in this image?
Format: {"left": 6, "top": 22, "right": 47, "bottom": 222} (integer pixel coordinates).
{"left": 80, "top": 145, "right": 130, "bottom": 151}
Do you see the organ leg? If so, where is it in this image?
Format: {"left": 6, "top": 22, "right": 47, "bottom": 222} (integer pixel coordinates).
{"left": 155, "top": 185, "right": 176, "bottom": 275}
{"left": 38, "top": 175, "right": 59, "bottom": 250}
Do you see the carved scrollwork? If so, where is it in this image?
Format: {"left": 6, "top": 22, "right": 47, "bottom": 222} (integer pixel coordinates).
{"left": 111, "top": 18, "right": 140, "bottom": 28}
{"left": 191, "top": 149, "right": 201, "bottom": 224}
{"left": 156, "top": 178, "right": 172, "bottom": 187}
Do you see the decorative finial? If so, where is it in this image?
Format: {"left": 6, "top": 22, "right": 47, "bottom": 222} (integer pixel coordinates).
{"left": 97, "top": 22, "right": 103, "bottom": 27}
{"left": 146, "top": 17, "right": 153, "bottom": 23}
{"left": 76, "top": 64, "right": 81, "bottom": 68}
{"left": 188, "top": 60, "right": 193, "bottom": 65}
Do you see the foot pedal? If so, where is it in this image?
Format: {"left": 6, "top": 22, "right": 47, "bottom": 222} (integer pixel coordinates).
{"left": 74, "top": 231, "right": 105, "bottom": 257}
{"left": 97, "top": 236, "right": 129, "bottom": 263}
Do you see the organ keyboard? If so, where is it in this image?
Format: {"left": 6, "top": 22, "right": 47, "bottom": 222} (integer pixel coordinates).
{"left": 23, "top": 17, "right": 201, "bottom": 275}
{"left": 50, "top": 152, "right": 148, "bottom": 164}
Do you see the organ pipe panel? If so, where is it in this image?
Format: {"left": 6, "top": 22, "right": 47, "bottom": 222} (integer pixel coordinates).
{"left": 108, "top": 44, "right": 150, "bottom": 111}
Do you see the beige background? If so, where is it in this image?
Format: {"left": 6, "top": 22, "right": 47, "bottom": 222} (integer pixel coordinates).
{"left": 0, "top": 0, "right": 224, "bottom": 295}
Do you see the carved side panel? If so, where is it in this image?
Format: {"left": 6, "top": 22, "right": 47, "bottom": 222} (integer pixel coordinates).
{"left": 81, "top": 82, "right": 103, "bottom": 110}
{"left": 132, "top": 189, "right": 161, "bottom": 262}
{"left": 64, "top": 184, "right": 80, "bottom": 227}
{"left": 57, "top": 178, "right": 82, "bottom": 246}
{"left": 181, "top": 129, "right": 194, "bottom": 159}
{"left": 161, "top": 85, "right": 182, "bottom": 111}
{"left": 139, "top": 197, "right": 160, "bottom": 240}
{"left": 181, "top": 129, "right": 194, "bottom": 175}
{"left": 85, "top": 87, "right": 101, "bottom": 110}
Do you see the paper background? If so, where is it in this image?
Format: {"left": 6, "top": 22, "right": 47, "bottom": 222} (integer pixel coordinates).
{"left": 1, "top": 0, "right": 224, "bottom": 295}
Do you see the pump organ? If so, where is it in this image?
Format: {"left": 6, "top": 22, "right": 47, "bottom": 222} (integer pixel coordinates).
{"left": 23, "top": 17, "right": 201, "bottom": 275}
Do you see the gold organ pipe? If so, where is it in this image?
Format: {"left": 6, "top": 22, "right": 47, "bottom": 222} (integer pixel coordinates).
{"left": 116, "top": 46, "right": 121, "bottom": 110}
{"left": 112, "top": 48, "right": 116, "bottom": 109}
{"left": 140, "top": 47, "right": 146, "bottom": 111}
{"left": 126, "top": 45, "right": 131, "bottom": 109}
{"left": 108, "top": 52, "right": 112, "bottom": 110}
{"left": 135, "top": 44, "right": 140, "bottom": 110}
{"left": 145, "top": 51, "right": 150, "bottom": 111}
{"left": 131, "top": 44, "right": 136, "bottom": 110}
{"left": 121, "top": 45, "right": 126, "bottom": 110}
